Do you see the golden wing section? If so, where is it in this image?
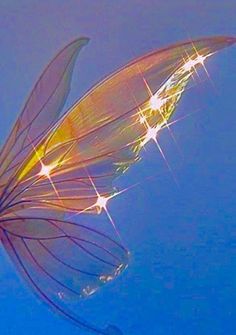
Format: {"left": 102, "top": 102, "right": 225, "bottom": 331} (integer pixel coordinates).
{"left": 3, "top": 36, "right": 235, "bottom": 215}
{"left": 0, "top": 38, "right": 89, "bottom": 195}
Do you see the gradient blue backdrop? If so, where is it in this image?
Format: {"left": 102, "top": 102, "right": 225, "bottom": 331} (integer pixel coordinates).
{"left": 0, "top": 1, "right": 235, "bottom": 334}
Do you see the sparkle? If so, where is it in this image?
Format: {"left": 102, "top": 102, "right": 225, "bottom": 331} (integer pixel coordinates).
{"left": 149, "top": 95, "right": 165, "bottom": 111}
{"left": 146, "top": 126, "right": 158, "bottom": 140}
{"left": 84, "top": 170, "right": 123, "bottom": 241}
{"left": 140, "top": 120, "right": 178, "bottom": 186}
{"left": 139, "top": 115, "right": 146, "bottom": 124}
{"left": 38, "top": 163, "right": 54, "bottom": 178}
{"left": 95, "top": 194, "right": 109, "bottom": 212}
{"left": 141, "top": 124, "right": 162, "bottom": 147}
{"left": 93, "top": 191, "right": 123, "bottom": 241}
{"left": 182, "top": 54, "right": 208, "bottom": 72}
{"left": 37, "top": 162, "right": 62, "bottom": 203}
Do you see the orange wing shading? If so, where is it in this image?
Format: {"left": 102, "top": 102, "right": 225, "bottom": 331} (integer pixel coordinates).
{"left": 0, "top": 37, "right": 89, "bottom": 197}
{"left": 0, "top": 36, "right": 235, "bottom": 334}
{"left": 0, "top": 36, "right": 235, "bottom": 216}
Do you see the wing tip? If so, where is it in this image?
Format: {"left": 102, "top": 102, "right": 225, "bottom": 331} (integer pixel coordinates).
{"left": 209, "top": 35, "right": 236, "bottom": 48}
{"left": 73, "top": 36, "right": 90, "bottom": 47}
{"left": 224, "top": 35, "right": 236, "bottom": 46}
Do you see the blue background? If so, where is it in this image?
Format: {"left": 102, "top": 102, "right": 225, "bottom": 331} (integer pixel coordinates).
{"left": 0, "top": 1, "right": 235, "bottom": 334}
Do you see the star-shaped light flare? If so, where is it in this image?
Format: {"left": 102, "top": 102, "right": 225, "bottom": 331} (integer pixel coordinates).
{"left": 27, "top": 133, "right": 62, "bottom": 202}
{"left": 38, "top": 162, "right": 55, "bottom": 178}
{"left": 149, "top": 95, "right": 166, "bottom": 111}
{"left": 37, "top": 162, "right": 62, "bottom": 202}
{"left": 141, "top": 124, "right": 162, "bottom": 147}
{"left": 182, "top": 49, "right": 213, "bottom": 80}
{"left": 182, "top": 54, "right": 207, "bottom": 72}
{"left": 84, "top": 172, "right": 125, "bottom": 241}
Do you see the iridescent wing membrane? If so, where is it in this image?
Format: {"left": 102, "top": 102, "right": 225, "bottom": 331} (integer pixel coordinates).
{"left": 0, "top": 36, "right": 235, "bottom": 334}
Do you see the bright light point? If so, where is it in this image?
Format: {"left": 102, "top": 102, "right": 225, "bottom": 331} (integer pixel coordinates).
{"left": 147, "top": 127, "right": 158, "bottom": 140}
{"left": 95, "top": 195, "right": 109, "bottom": 211}
{"left": 183, "top": 54, "right": 208, "bottom": 72}
{"left": 149, "top": 95, "right": 165, "bottom": 111}
{"left": 38, "top": 163, "right": 54, "bottom": 178}
{"left": 196, "top": 54, "right": 206, "bottom": 65}
{"left": 139, "top": 115, "right": 146, "bottom": 124}
{"left": 141, "top": 124, "right": 162, "bottom": 147}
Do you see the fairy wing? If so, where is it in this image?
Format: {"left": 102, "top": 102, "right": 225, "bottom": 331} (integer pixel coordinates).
{"left": 0, "top": 36, "right": 235, "bottom": 334}
{"left": 1, "top": 36, "right": 235, "bottom": 215}
{"left": 0, "top": 37, "right": 89, "bottom": 194}
{"left": 0, "top": 214, "right": 128, "bottom": 334}
{"left": 0, "top": 36, "right": 129, "bottom": 334}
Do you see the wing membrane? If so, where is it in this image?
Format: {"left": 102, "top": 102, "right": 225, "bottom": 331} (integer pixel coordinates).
{"left": 0, "top": 215, "right": 128, "bottom": 334}
{"left": 0, "top": 37, "right": 89, "bottom": 193}
{"left": 0, "top": 35, "right": 235, "bottom": 334}
{"left": 0, "top": 36, "right": 235, "bottom": 215}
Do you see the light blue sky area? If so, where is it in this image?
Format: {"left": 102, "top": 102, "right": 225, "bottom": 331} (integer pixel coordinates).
{"left": 0, "top": 1, "right": 235, "bottom": 335}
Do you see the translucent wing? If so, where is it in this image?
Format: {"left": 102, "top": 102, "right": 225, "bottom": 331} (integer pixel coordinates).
{"left": 0, "top": 36, "right": 127, "bottom": 333}
{"left": 0, "top": 36, "right": 235, "bottom": 215}
{"left": 0, "top": 36, "right": 235, "bottom": 334}
{"left": 0, "top": 37, "right": 89, "bottom": 194}
{"left": 0, "top": 215, "right": 127, "bottom": 334}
